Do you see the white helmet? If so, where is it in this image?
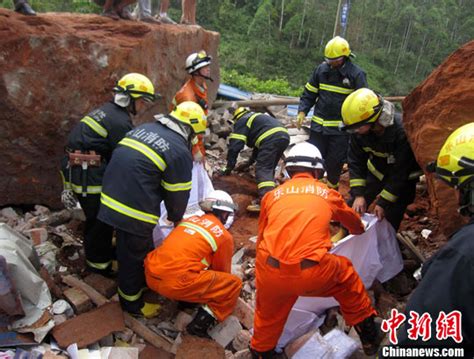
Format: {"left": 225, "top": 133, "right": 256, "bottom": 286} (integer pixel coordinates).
{"left": 285, "top": 143, "right": 325, "bottom": 170}
{"left": 199, "top": 190, "right": 237, "bottom": 213}
{"left": 185, "top": 50, "right": 212, "bottom": 74}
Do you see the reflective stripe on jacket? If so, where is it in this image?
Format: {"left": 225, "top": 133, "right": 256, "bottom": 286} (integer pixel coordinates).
{"left": 298, "top": 60, "right": 368, "bottom": 135}
{"left": 347, "top": 114, "right": 421, "bottom": 208}
{"left": 98, "top": 121, "right": 193, "bottom": 237}
{"left": 226, "top": 112, "right": 289, "bottom": 170}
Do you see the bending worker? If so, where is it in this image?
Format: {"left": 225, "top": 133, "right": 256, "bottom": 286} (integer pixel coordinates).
{"left": 60, "top": 73, "right": 156, "bottom": 276}
{"left": 222, "top": 108, "right": 289, "bottom": 212}
{"left": 398, "top": 123, "right": 474, "bottom": 352}
{"left": 171, "top": 50, "right": 213, "bottom": 162}
{"left": 145, "top": 190, "right": 242, "bottom": 337}
{"left": 297, "top": 36, "right": 368, "bottom": 189}
{"left": 341, "top": 88, "right": 421, "bottom": 231}
{"left": 251, "top": 142, "right": 383, "bottom": 358}
{"left": 98, "top": 101, "right": 207, "bottom": 317}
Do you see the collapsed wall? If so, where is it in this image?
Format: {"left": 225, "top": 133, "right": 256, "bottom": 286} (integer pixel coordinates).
{"left": 0, "top": 9, "right": 219, "bottom": 208}
{"left": 403, "top": 40, "right": 474, "bottom": 236}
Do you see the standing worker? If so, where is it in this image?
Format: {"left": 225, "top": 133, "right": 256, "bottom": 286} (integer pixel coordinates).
{"left": 251, "top": 142, "right": 383, "bottom": 358}
{"left": 221, "top": 108, "right": 289, "bottom": 212}
{"left": 97, "top": 101, "right": 207, "bottom": 317}
{"left": 397, "top": 123, "right": 474, "bottom": 351}
{"left": 297, "top": 36, "right": 368, "bottom": 189}
{"left": 144, "top": 190, "right": 242, "bottom": 337}
{"left": 12, "top": 0, "right": 35, "bottom": 15}
{"left": 341, "top": 88, "right": 421, "bottom": 231}
{"left": 172, "top": 50, "right": 212, "bottom": 162}
{"left": 60, "top": 73, "right": 156, "bottom": 277}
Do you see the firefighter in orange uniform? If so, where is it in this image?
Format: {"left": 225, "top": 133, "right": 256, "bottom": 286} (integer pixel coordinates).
{"left": 171, "top": 50, "right": 212, "bottom": 161}
{"left": 251, "top": 142, "right": 383, "bottom": 358}
{"left": 144, "top": 190, "right": 242, "bottom": 337}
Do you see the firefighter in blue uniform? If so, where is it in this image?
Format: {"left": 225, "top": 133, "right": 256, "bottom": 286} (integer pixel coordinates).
{"left": 60, "top": 73, "right": 156, "bottom": 276}
{"left": 340, "top": 88, "right": 422, "bottom": 231}
{"left": 397, "top": 123, "right": 474, "bottom": 353}
{"left": 297, "top": 36, "right": 368, "bottom": 190}
{"left": 222, "top": 108, "right": 289, "bottom": 212}
{"left": 98, "top": 101, "right": 207, "bottom": 317}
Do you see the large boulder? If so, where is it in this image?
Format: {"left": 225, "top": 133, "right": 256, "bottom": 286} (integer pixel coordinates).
{"left": 403, "top": 40, "right": 474, "bottom": 236}
{"left": 0, "top": 9, "right": 219, "bottom": 208}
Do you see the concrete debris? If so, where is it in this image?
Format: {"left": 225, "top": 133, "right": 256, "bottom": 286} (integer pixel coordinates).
{"left": 26, "top": 227, "right": 48, "bottom": 246}
{"left": 208, "top": 315, "right": 242, "bottom": 348}
{"left": 232, "top": 329, "right": 252, "bottom": 351}
{"left": 52, "top": 302, "right": 125, "bottom": 348}
{"left": 233, "top": 349, "right": 252, "bottom": 359}
{"left": 173, "top": 311, "right": 193, "bottom": 331}
{"left": 52, "top": 299, "right": 73, "bottom": 317}
{"left": 232, "top": 298, "right": 254, "bottom": 330}
{"left": 231, "top": 247, "right": 246, "bottom": 264}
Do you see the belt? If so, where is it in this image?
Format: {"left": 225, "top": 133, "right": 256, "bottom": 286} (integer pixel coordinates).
{"left": 266, "top": 256, "right": 318, "bottom": 270}
{"left": 67, "top": 150, "right": 102, "bottom": 167}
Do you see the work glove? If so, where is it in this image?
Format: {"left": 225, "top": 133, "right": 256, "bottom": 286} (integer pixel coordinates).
{"left": 61, "top": 189, "right": 78, "bottom": 210}
{"left": 219, "top": 166, "right": 232, "bottom": 176}
{"left": 296, "top": 112, "right": 306, "bottom": 130}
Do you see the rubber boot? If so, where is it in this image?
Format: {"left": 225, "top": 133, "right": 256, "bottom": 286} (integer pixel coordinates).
{"left": 128, "top": 302, "right": 161, "bottom": 319}
{"left": 186, "top": 307, "right": 216, "bottom": 338}
{"left": 354, "top": 315, "right": 384, "bottom": 356}
{"left": 250, "top": 348, "right": 277, "bottom": 359}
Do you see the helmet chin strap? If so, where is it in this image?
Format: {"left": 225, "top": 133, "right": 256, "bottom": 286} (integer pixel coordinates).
{"left": 458, "top": 182, "right": 474, "bottom": 217}
{"left": 194, "top": 72, "right": 214, "bottom": 82}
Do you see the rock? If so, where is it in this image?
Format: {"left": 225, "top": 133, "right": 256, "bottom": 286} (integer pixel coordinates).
{"left": 33, "top": 205, "right": 50, "bottom": 217}
{"left": 0, "top": 10, "right": 219, "bottom": 208}
{"left": 403, "top": 40, "right": 474, "bottom": 236}
{"left": 115, "top": 328, "right": 134, "bottom": 343}
{"left": 211, "top": 138, "right": 227, "bottom": 153}
{"left": 174, "top": 311, "right": 194, "bottom": 332}
{"left": 232, "top": 330, "right": 252, "bottom": 351}
{"left": 232, "top": 298, "right": 254, "bottom": 330}
{"left": 175, "top": 334, "right": 225, "bottom": 359}
{"left": 63, "top": 287, "right": 93, "bottom": 314}
{"left": 208, "top": 315, "right": 243, "bottom": 348}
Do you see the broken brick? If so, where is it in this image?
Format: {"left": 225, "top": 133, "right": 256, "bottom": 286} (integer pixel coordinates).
{"left": 52, "top": 302, "right": 125, "bottom": 348}
{"left": 84, "top": 273, "right": 117, "bottom": 298}
{"left": 232, "top": 298, "right": 254, "bottom": 329}
{"left": 139, "top": 344, "right": 174, "bottom": 359}
{"left": 174, "top": 311, "right": 193, "bottom": 331}
{"left": 39, "top": 267, "right": 63, "bottom": 299}
{"left": 208, "top": 315, "right": 242, "bottom": 348}
{"left": 63, "top": 287, "right": 93, "bottom": 314}
{"left": 234, "top": 349, "right": 252, "bottom": 359}
{"left": 27, "top": 227, "right": 48, "bottom": 245}
{"left": 232, "top": 329, "right": 252, "bottom": 351}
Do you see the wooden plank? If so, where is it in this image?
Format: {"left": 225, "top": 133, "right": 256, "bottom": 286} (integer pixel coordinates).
{"left": 396, "top": 233, "right": 426, "bottom": 263}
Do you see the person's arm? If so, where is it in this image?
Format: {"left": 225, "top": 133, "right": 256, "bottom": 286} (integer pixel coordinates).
{"left": 348, "top": 135, "right": 369, "bottom": 198}
{"left": 226, "top": 120, "right": 248, "bottom": 171}
{"left": 162, "top": 154, "right": 192, "bottom": 222}
{"left": 327, "top": 190, "right": 365, "bottom": 235}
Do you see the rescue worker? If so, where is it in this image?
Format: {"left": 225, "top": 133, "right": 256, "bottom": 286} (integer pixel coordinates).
{"left": 60, "top": 73, "right": 156, "bottom": 276}
{"left": 397, "top": 123, "right": 474, "bottom": 352}
{"left": 251, "top": 142, "right": 383, "bottom": 358}
{"left": 297, "top": 36, "right": 368, "bottom": 190}
{"left": 12, "top": 0, "right": 35, "bottom": 15}
{"left": 97, "top": 101, "right": 207, "bottom": 317}
{"left": 221, "top": 108, "right": 290, "bottom": 212}
{"left": 144, "top": 190, "right": 242, "bottom": 337}
{"left": 341, "top": 88, "right": 422, "bottom": 231}
{"left": 171, "top": 50, "right": 212, "bottom": 161}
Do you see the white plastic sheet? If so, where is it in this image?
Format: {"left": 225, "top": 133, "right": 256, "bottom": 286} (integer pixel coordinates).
{"left": 277, "top": 214, "right": 403, "bottom": 349}
{"left": 153, "top": 162, "right": 214, "bottom": 247}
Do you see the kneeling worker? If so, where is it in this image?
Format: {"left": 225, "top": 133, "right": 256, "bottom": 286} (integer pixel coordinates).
{"left": 251, "top": 142, "right": 382, "bottom": 358}
{"left": 222, "top": 108, "right": 289, "bottom": 212}
{"left": 144, "top": 190, "right": 242, "bottom": 337}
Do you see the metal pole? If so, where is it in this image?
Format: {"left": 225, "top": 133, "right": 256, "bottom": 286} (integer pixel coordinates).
{"left": 332, "top": 0, "right": 343, "bottom": 37}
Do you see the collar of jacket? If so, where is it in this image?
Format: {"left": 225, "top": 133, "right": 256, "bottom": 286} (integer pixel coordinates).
{"left": 291, "top": 172, "right": 316, "bottom": 180}
{"left": 154, "top": 114, "right": 191, "bottom": 141}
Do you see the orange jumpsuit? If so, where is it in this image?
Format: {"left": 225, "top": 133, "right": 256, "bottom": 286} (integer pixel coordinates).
{"left": 171, "top": 77, "right": 208, "bottom": 160}
{"left": 251, "top": 173, "right": 377, "bottom": 352}
{"left": 144, "top": 213, "right": 242, "bottom": 321}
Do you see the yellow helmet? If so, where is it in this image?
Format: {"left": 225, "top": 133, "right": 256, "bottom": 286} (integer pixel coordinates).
{"left": 114, "top": 73, "right": 156, "bottom": 102}
{"left": 170, "top": 101, "right": 207, "bottom": 134}
{"left": 324, "top": 36, "right": 351, "bottom": 59}
{"left": 430, "top": 123, "right": 474, "bottom": 188}
{"left": 341, "top": 88, "right": 383, "bottom": 132}
{"left": 231, "top": 107, "right": 250, "bottom": 123}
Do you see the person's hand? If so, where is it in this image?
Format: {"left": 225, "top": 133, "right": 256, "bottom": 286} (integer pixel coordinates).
{"left": 352, "top": 196, "right": 367, "bottom": 215}
{"left": 296, "top": 112, "right": 306, "bottom": 130}
{"left": 374, "top": 205, "right": 385, "bottom": 221}
{"left": 219, "top": 167, "right": 231, "bottom": 176}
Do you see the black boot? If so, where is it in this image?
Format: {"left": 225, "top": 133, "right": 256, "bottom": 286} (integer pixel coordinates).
{"left": 186, "top": 307, "right": 216, "bottom": 338}
{"left": 250, "top": 348, "right": 277, "bottom": 359}
{"left": 354, "top": 315, "right": 384, "bottom": 356}
{"left": 16, "top": 2, "right": 36, "bottom": 16}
